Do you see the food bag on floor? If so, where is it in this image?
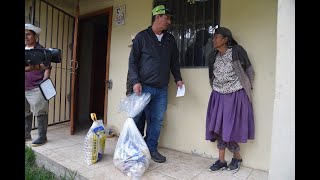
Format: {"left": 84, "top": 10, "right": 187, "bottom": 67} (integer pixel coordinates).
{"left": 84, "top": 113, "right": 107, "bottom": 165}
{"left": 113, "top": 93, "right": 151, "bottom": 180}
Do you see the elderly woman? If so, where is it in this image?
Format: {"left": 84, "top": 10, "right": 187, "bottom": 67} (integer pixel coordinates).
{"left": 206, "top": 27, "right": 255, "bottom": 172}
{"left": 25, "top": 23, "right": 51, "bottom": 146}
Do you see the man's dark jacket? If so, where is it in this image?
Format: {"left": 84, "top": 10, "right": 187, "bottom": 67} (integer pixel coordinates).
{"left": 128, "top": 26, "right": 182, "bottom": 88}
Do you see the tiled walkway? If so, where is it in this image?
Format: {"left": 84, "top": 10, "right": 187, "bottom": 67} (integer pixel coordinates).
{"left": 26, "top": 122, "right": 268, "bottom": 180}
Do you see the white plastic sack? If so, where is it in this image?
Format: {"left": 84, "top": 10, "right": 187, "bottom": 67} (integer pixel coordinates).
{"left": 113, "top": 118, "right": 150, "bottom": 180}
{"left": 114, "top": 93, "right": 151, "bottom": 179}
{"left": 84, "top": 119, "right": 107, "bottom": 165}
{"left": 118, "top": 93, "right": 151, "bottom": 118}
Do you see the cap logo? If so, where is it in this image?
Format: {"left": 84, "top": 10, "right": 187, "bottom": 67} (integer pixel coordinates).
{"left": 152, "top": 5, "right": 171, "bottom": 16}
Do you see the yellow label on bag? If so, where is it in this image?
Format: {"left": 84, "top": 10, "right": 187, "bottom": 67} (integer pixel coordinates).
{"left": 92, "top": 134, "right": 98, "bottom": 163}
{"left": 100, "top": 134, "right": 106, "bottom": 150}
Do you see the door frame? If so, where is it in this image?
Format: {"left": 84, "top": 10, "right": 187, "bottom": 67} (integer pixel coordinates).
{"left": 70, "top": 7, "right": 113, "bottom": 134}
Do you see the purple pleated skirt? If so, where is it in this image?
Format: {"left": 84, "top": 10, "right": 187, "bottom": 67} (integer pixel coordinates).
{"left": 205, "top": 89, "right": 255, "bottom": 143}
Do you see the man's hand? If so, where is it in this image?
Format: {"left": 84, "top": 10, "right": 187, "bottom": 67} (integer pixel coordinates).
{"left": 133, "top": 83, "right": 142, "bottom": 95}
{"left": 176, "top": 80, "right": 184, "bottom": 88}
{"left": 25, "top": 64, "right": 47, "bottom": 72}
{"left": 25, "top": 65, "right": 34, "bottom": 72}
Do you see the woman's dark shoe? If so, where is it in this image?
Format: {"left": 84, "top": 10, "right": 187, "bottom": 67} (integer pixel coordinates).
{"left": 227, "top": 158, "right": 242, "bottom": 173}
{"left": 209, "top": 159, "right": 227, "bottom": 171}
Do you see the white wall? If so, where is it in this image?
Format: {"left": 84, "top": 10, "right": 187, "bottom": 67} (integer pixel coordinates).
{"left": 268, "top": 0, "right": 295, "bottom": 179}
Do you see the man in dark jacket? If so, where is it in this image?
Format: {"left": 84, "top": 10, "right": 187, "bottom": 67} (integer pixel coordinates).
{"left": 128, "top": 5, "right": 184, "bottom": 163}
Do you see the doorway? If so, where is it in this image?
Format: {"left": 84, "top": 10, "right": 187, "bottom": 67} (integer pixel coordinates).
{"left": 75, "top": 12, "right": 110, "bottom": 131}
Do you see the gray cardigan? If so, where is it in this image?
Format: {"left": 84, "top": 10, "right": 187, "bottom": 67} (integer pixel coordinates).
{"left": 208, "top": 45, "right": 255, "bottom": 102}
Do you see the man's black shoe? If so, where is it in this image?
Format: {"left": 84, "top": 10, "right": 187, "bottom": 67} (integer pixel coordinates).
{"left": 150, "top": 150, "right": 166, "bottom": 163}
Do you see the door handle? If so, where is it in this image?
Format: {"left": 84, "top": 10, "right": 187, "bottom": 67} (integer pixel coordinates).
{"left": 70, "top": 60, "right": 79, "bottom": 74}
{"left": 105, "top": 79, "right": 113, "bottom": 90}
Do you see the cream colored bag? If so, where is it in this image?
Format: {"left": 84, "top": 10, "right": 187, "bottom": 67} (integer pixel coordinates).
{"left": 84, "top": 113, "right": 107, "bottom": 165}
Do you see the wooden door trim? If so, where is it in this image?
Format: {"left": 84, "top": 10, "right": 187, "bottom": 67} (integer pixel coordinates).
{"left": 80, "top": 8, "right": 112, "bottom": 19}
{"left": 70, "top": 2, "right": 80, "bottom": 135}
{"left": 104, "top": 7, "right": 113, "bottom": 125}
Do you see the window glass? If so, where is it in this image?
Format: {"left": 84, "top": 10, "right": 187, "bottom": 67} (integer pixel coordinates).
{"left": 153, "top": 0, "right": 220, "bottom": 67}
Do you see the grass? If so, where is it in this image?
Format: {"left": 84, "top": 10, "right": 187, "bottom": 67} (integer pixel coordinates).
{"left": 25, "top": 146, "right": 77, "bottom": 180}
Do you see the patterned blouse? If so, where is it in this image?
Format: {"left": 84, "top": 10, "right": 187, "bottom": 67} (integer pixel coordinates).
{"left": 212, "top": 48, "right": 243, "bottom": 94}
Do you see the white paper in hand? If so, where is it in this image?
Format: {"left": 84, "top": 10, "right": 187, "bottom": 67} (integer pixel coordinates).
{"left": 176, "top": 84, "right": 185, "bottom": 97}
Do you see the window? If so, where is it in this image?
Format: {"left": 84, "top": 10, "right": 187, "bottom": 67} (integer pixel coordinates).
{"left": 153, "top": 0, "right": 220, "bottom": 68}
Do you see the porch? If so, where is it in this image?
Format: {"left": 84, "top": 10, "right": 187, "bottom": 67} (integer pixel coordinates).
{"left": 26, "top": 122, "right": 268, "bottom": 180}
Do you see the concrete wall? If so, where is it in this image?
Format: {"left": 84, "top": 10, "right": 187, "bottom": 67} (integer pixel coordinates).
{"left": 268, "top": 0, "right": 295, "bottom": 179}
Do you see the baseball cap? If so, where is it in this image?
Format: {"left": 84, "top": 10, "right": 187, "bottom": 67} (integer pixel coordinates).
{"left": 215, "top": 27, "right": 233, "bottom": 37}
{"left": 214, "top": 27, "right": 238, "bottom": 46}
{"left": 152, "top": 5, "right": 172, "bottom": 16}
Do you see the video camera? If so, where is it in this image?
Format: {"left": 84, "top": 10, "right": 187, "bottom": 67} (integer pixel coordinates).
{"left": 25, "top": 48, "right": 62, "bottom": 66}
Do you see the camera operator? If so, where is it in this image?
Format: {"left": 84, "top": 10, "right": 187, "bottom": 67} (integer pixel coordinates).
{"left": 25, "top": 23, "right": 51, "bottom": 146}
